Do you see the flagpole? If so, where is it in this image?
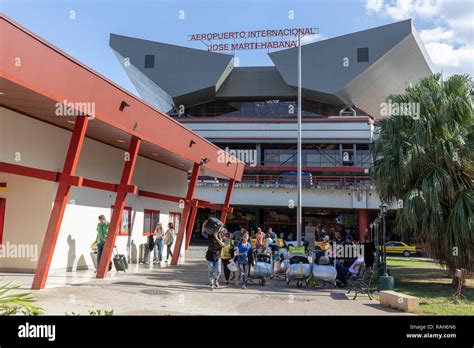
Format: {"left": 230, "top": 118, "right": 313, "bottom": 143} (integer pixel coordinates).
{"left": 296, "top": 32, "right": 302, "bottom": 247}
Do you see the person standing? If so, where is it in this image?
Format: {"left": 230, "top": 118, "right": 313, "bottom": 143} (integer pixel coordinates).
{"left": 255, "top": 227, "right": 265, "bottom": 253}
{"left": 95, "top": 215, "right": 112, "bottom": 271}
{"left": 236, "top": 231, "right": 252, "bottom": 289}
{"left": 206, "top": 228, "right": 225, "bottom": 289}
{"left": 153, "top": 223, "right": 164, "bottom": 264}
{"left": 164, "top": 222, "right": 175, "bottom": 263}
{"left": 266, "top": 227, "right": 277, "bottom": 240}
{"left": 233, "top": 227, "right": 245, "bottom": 244}
{"left": 220, "top": 231, "right": 235, "bottom": 285}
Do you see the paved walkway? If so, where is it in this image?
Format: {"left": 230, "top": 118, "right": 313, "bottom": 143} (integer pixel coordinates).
{"left": 2, "top": 247, "right": 407, "bottom": 315}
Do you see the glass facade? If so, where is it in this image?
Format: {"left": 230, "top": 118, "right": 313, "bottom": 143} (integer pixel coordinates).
{"left": 257, "top": 144, "right": 371, "bottom": 167}
{"left": 173, "top": 98, "right": 344, "bottom": 117}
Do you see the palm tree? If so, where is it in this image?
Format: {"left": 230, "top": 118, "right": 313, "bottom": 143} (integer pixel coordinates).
{"left": 371, "top": 73, "right": 473, "bottom": 277}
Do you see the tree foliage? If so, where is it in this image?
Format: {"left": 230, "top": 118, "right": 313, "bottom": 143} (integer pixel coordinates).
{"left": 371, "top": 73, "right": 474, "bottom": 273}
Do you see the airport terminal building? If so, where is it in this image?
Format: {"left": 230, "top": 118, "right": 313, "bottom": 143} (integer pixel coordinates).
{"left": 110, "top": 19, "right": 434, "bottom": 241}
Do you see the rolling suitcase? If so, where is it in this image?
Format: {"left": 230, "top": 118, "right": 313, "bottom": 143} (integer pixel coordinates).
{"left": 113, "top": 246, "right": 128, "bottom": 272}
{"left": 90, "top": 248, "right": 98, "bottom": 269}
{"left": 139, "top": 243, "right": 150, "bottom": 264}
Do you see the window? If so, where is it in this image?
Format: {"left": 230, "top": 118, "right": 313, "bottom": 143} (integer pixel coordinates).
{"left": 144, "top": 54, "right": 155, "bottom": 68}
{"left": 143, "top": 209, "right": 160, "bottom": 236}
{"left": 357, "top": 47, "right": 369, "bottom": 62}
{"left": 111, "top": 206, "right": 132, "bottom": 236}
{"left": 169, "top": 212, "right": 181, "bottom": 232}
{"left": 0, "top": 198, "right": 6, "bottom": 244}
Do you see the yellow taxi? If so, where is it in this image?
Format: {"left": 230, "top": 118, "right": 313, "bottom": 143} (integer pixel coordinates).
{"left": 315, "top": 241, "right": 331, "bottom": 251}
{"left": 382, "top": 241, "right": 416, "bottom": 257}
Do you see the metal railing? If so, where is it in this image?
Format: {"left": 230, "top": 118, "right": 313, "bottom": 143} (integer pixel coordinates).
{"left": 197, "top": 174, "right": 374, "bottom": 190}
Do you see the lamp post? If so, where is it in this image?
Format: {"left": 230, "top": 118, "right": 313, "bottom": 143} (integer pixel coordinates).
{"left": 296, "top": 31, "right": 302, "bottom": 247}
{"left": 380, "top": 203, "right": 388, "bottom": 275}
{"left": 372, "top": 218, "right": 380, "bottom": 275}
{"left": 377, "top": 202, "right": 394, "bottom": 290}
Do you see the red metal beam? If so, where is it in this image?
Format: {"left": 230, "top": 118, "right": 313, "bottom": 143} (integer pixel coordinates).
{"left": 31, "top": 116, "right": 88, "bottom": 290}
{"left": 171, "top": 163, "right": 200, "bottom": 265}
{"left": 96, "top": 136, "right": 141, "bottom": 278}
{"left": 138, "top": 190, "right": 182, "bottom": 203}
{"left": 185, "top": 206, "right": 198, "bottom": 250}
{"left": 0, "top": 162, "right": 58, "bottom": 182}
{"left": 220, "top": 179, "right": 235, "bottom": 224}
{"left": 0, "top": 162, "right": 137, "bottom": 194}
{"left": 0, "top": 197, "right": 6, "bottom": 245}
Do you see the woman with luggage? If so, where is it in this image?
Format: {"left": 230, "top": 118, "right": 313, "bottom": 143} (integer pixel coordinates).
{"left": 206, "top": 228, "right": 225, "bottom": 289}
{"left": 153, "top": 223, "right": 164, "bottom": 264}
{"left": 236, "top": 231, "right": 252, "bottom": 289}
{"left": 220, "top": 231, "right": 235, "bottom": 285}
{"left": 164, "top": 222, "right": 175, "bottom": 263}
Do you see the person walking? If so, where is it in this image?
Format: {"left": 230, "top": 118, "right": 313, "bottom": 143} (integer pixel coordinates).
{"left": 153, "top": 223, "right": 164, "bottom": 264}
{"left": 220, "top": 231, "right": 235, "bottom": 285}
{"left": 236, "top": 231, "right": 252, "bottom": 289}
{"left": 164, "top": 222, "right": 175, "bottom": 263}
{"left": 95, "top": 215, "right": 112, "bottom": 271}
{"left": 206, "top": 228, "right": 225, "bottom": 289}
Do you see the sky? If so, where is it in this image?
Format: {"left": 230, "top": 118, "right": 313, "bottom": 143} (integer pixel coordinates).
{"left": 2, "top": 0, "right": 473, "bottom": 97}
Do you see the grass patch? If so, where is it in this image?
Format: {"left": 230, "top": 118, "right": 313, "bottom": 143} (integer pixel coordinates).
{"left": 382, "top": 257, "right": 474, "bottom": 315}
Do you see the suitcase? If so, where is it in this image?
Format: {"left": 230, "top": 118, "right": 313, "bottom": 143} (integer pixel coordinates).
{"left": 90, "top": 248, "right": 98, "bottom": 269}
{"left": 139, "top": 243, "right": 150, "bottom": 264}
{"left": 113, "top": 247, "right": 128, "bottom": 272}
{"left": 202, "top": 217, "right": 224, "bottom": 236}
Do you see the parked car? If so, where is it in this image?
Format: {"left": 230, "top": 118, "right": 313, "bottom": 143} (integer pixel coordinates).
{"left": 315, "top": 241, "right": 331, "bottom": 251}
{"left": 381, "top": 241, "right": 416, "bottom": 257}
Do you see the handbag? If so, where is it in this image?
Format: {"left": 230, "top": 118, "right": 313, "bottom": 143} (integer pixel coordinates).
{"left": 227, "top": 260, "right": 239, "bottom": 272}
{"left": 147, "top": 235, "right": 155, "bottom": 251}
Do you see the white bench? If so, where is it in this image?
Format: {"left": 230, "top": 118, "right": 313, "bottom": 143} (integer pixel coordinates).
{"left": 380, "top": 290, "right": 420, "bottom": 313}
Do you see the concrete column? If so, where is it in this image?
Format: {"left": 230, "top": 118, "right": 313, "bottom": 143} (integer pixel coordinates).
{"left": 256, "top": 144, "right": 262, "bottom": 166}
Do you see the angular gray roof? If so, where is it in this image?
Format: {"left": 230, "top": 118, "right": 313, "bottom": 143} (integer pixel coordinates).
{"left": 110, "top": 19, "right": 434, "bottom": 118}
{"left": 110, "top": 33, "right": 233, "bottom": 107}
{"left": 216, "top": 67, "right": 297, "bottom": 98}
{"left": 269, "top": 19, "right": 434, "bottom": 117}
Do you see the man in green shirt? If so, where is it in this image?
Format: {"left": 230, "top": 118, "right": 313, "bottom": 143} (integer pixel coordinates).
{"left": 96, "top": 215, "right": 112, "bottom": 271}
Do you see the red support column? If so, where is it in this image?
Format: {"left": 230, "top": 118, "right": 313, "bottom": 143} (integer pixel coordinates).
{"left": 220, "top": 179, "right": 235, "bottom": 224}
{"left": 185, "top": 206, "right": 198, "bottom": 250}
{"left": 171, "top": 163, "right": 200, "bottom": 265}
{"left": 96, "top": 136, "right": 141, "bottom": 278}
{"left": 358, "top": 208, "right": 369, "bottom": 241}
{"left": 32, "top": 116, "right": 88, "bottom": 290}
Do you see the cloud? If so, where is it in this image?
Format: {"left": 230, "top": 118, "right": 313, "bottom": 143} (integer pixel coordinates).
{"left": 365, "top": 0, "right": 384, "bottom": 13}
{"left": 419, "top": 27, "right": 454, "bottom": 43}
{"left": 301, "top": 33, "right": 324, "bottom": 45}
{"left": 424, "top": 42, "right": 474, "bottom": 76}
{"left": 364, "top": 0, "right": 474, "bottom": 76}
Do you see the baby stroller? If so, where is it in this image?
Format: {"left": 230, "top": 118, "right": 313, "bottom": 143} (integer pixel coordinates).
{"left": 312, "top": 255, "right": 337, "bottom": 288}
{"left": 286, "top": 254, "right": 311, "bottom": 288}
{"left": 249, "top": 253, "right": 273, "bottom": 286}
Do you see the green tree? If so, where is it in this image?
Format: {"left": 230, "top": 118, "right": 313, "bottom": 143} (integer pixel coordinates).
{"left": 371, "top": 73, "right": 474, "bottom": 276}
